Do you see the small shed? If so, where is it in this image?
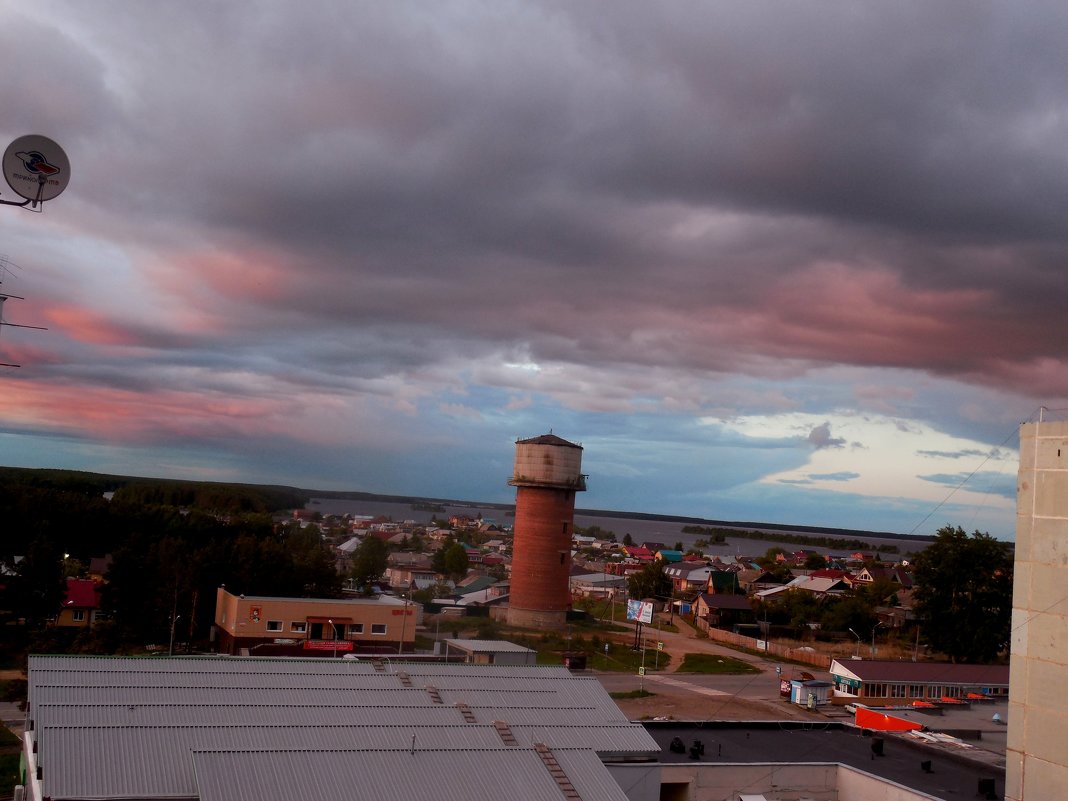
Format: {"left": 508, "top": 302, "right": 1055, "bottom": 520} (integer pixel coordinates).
{"left": 443, "top": 638, "right": 537, "bottom": 665}
{"left": 790, "top": 679, "right": 833, "bottom": 708}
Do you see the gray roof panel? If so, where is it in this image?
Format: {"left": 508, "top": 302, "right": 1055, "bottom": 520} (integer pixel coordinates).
{"left": 192, "top": 748, "right": 630, "bottom": 801}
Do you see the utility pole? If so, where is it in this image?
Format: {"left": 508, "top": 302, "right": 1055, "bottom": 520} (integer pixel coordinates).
{"left": 169, "top": 615, "right": 181, "bottom": 657}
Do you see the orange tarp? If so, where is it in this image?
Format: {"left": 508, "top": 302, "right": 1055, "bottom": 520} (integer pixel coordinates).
{"left": 855, "top": 706, "right": 924, "bottom": 732}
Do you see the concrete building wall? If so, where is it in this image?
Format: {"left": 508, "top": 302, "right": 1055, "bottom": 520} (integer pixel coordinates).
{"left": 213, "top": 588, "right": 417, "bottom": 655}
{"left": 651, "top": 762, "right": 939, "bottom": 801}
{"left": 1007, "top": 420, "right": 1068, "bottom": 801}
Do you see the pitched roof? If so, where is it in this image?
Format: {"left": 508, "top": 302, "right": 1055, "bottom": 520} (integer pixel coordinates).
{"left": 63, "top": 578, "right": 101, "bottom": 609}
{"left": 697, "top": 593, "right": 753, "bottom": 611}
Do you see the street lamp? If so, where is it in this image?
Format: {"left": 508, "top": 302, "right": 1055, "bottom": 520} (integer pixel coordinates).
{"left": 871, "top": 621, "right": 886, "bottom": 659}
{"left": 169, "top": 615, "right": 181, "bottom": 657}
{"left": 328, "top": 618, "right": 337, "bottom": 659}
{"left": 848, "top": 628, "right": 862, "bottom": 659}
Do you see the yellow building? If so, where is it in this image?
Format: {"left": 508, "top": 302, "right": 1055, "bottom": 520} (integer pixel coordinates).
{"left": 214, "top": 587, "right": 418, "bottom": 656}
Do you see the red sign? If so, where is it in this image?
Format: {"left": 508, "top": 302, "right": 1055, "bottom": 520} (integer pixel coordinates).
{"left": 391, "top": 609, "right": 414, "bottom": 616}
{"left": 303, "top": 640, "right": 353, "bottom": 651}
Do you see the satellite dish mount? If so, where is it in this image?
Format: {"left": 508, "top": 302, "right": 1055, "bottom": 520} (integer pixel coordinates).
{"left": 2, "top": 134, "right": 71, "bottom": 210}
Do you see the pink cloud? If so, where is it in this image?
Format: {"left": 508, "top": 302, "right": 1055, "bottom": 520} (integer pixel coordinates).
{"left": 1, "top": 379, "right": 297, "bottom": 443}
{"left": 43, "top": 305, "right": 144, "bottom": 346}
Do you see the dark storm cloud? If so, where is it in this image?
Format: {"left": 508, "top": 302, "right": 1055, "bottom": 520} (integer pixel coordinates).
{"left": 807, "top": 423, "right": 845, "bottom": 450}
{"left": 2, "top": 0, "right": 1065, "bottom": 524}
{"left": 918, "top": 471, "right": 1016, "bottom": 500}
{"left": 13, "top": 2, "right": 1064, "bottom": 394}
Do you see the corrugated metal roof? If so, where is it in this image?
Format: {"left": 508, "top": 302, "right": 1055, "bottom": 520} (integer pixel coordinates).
{"left": 40, "top": 725, "right": 652, "bottom": 799}
{"left": 28, "top": 654, "right": 579, "bottom": 678}
{"left": 34, "top": 703, "right": 471, "bottom": 729}
{"left": 192, "top": 748, "right": 628, "bottom": 801}
{"left": 28, "top": 654, "right": 654, "bottom": 801}
{"left": 34, "top": 697, "right": 629, "bottom": 732}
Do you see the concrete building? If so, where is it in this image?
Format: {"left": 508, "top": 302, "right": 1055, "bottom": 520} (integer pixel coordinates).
{"left": 213, "top": 587, "right": 418, "bottom": 655}
{"left": 441, "top": 638, "right": 537, "bottom": 665}
{"left": 506, "top": 433, "right": 586, "bottom": 628}
{"left": 830, "top": 659, "right": 1009, "bottom": 703}
{"left": 1007, "top": 418, "right": 1068, "bottom": 801}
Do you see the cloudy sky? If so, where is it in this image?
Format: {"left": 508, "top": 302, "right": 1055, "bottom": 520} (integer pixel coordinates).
{"left": 3, "top": 2, "right": 1063, "bottom": 539}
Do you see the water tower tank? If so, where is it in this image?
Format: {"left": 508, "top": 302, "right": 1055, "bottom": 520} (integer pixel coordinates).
{"left": 509, "top": 434, "right": 586, "bottom": 491}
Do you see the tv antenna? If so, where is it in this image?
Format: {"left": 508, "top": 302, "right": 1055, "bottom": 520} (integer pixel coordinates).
{"left": 2, "top": 134, "right": 70, "bottom": 210}
{"left": 0, "top": 256, "right": 48, "bottom": 368}
{"left": 0, "top": 134, "right": 66, "bottom": 366}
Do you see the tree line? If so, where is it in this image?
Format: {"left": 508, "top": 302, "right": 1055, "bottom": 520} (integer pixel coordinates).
{"left": 0, "top": 472, "right": 333, "bottom": 658}
{"left": 681, "top": 525, "right": 900, "bottom": 554}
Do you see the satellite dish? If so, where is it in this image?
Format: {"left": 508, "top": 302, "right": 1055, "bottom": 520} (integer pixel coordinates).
{"left": 3, "top": 134, "right": 71, "bottom": 206}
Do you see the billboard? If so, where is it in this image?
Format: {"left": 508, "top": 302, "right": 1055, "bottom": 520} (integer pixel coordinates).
{"left": 626, "top": 599, "right": 654, "bottom": 624}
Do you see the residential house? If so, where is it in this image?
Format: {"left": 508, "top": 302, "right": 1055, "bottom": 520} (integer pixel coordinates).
{"left": 655, "top": 549, "right": 684, "bottom": 563}
{"left": 57, "top": 578, "right": 102, "bottom": 627}
{"left": 87, "top": 555, "right": 112, "bottom": 582}
{"left": 385, "top": 553, "right": 437, "bottom": 590}
{"left": 705, "top": 570, "right": 742, "bottom": 595}
{"left": 736, "top": 568, "right": 792, "bottom": 595}
{"left": 621, "top": 545, "right": 655, "bottom": 562}
{"left": 755, "top": 575, "right": 848, "bottom": 602}
{"left": 570, "top": 572, "right": 627, "bottom": 600}
{"left": 663, "top": 562, "right": 712, "bottom": 595}
{"left": 852, "top": 564, "right": 913, "bottom": 589}
{"left": 693, "top": 592, "right": 756, "bottom": 630}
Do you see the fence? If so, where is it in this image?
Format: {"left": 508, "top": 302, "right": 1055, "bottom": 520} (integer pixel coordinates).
{"left": 695, "top": 618, "right": 832, "bottom": 670}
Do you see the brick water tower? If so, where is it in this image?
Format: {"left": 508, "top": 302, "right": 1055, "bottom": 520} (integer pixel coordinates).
{"left": 506, "top": 433, "right": 587, "bottom": 629}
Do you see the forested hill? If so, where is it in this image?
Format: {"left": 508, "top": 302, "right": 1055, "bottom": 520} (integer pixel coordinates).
{"left": 0, "top": 466, "right": 307, "bottom": 513}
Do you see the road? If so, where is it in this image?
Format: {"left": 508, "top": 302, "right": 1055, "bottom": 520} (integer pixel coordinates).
{"left": 590, "top": 613, "right": 834, "bottom": 719}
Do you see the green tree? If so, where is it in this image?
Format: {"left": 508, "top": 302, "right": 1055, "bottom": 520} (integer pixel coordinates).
{"left": 627, "top": 561, "right": 670, "bottom": 601}
{"left": 803, "top": 553, "right": 827, "bottom": 570}
{"left": 442, "top": 543, "right": 470, "bottom": 582}
{"left": 10, "top": 538, "right": 66, "bottom": 629}
{"left": 757, "top": 547, "right": 786, "bottom": 568}
{"left": 622, "top": 533, "right": 634, "bottom": 546}
{"left": 350, "top": 537, "right": 388, "bottom": 594}
{"left": 911, "top": 525, "right": 1013, "bottom": 663}
{"left": 819, "top": 594, "right": 876, "bottom": 635}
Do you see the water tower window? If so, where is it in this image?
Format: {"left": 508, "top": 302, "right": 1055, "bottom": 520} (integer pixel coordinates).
{"left": 561, "top": 522, "right": 569, "bottom": 535}
{"left": 559, "top": 551, "right": 567, "bottom": 565}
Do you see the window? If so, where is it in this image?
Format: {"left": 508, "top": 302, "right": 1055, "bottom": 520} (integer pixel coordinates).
{"left": 72, "top": 610, "right": 86, "bottom": 622}
{"left": 908, "top": 684, "right": 924, "bottom": 698}
{"left": 890, "top": 684, "right": 906, "bottom": 698}
{"left": 351, "top": 623, "right": 364, "bottom": 634}
{"left": 864, "top": 683, "right": 887, "bottom": 698}
{"left": 266, "top": 620, "right": 282, "bottom": 632}
{"left": 371, "top": 623, "right": 387, "bottom": 635}
{"left": 290, "top": 622, "right": 307, "bottom": 633}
